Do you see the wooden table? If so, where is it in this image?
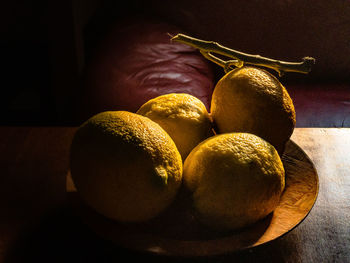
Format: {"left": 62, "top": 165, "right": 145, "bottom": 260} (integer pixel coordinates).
{"left": 0, "top": 127, "right": 349, "bottom": 262}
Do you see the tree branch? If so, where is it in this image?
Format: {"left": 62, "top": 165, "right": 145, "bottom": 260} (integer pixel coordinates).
{"left": 171, "top": 33, "right": 315, "bottom": 76}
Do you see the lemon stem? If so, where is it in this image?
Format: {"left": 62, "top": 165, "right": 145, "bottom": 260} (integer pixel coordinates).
{"left": 171, "top": 33, "right": 315, "bottom": 76}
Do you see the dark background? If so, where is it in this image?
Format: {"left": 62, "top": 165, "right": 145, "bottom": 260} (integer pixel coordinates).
{"left": 1, "top": 0, "right": 53, "bottom": 125}
{"left": 1, "top": 0, "right": 350, "bottom": 126}
{"left": 0, "top": 0, "right": 129, "bottom": 126}
{"left": 1, "top": 0, "right": 170, "bottom": 126}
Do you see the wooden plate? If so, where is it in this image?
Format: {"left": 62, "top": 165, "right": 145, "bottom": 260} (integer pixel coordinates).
{"left": 66, "top": 140, "right": 319, "bottom": 257}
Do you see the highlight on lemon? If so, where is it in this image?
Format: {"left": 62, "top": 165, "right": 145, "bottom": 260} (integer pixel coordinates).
{"left": 183, "top": 133, "right": 285, "bottom": 230}
{"left": 211, "top": 66, "right": 296, "bottom": 154}
{"left": 172, "top": 34, "right": 315, "bottom": 155}
{"left": 137, "top": 93, "right": 214, "bottom": 160}
{"left": 69, "top": 111, "right": 183, "bottom": 222}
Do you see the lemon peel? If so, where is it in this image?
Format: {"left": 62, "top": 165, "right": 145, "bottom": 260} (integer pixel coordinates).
{"left": 184, "top": 133, "right": 285, "bottom": 230}
{"left": 70, "top": 111, "right": 182, "bottom": 222}
{"left": 137, "top": 93, "right": 214, "bottom": 160}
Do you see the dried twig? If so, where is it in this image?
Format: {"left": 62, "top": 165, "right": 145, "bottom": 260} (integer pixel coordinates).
{"left": 171, "top": 33, "right": 315, "bottom": 76}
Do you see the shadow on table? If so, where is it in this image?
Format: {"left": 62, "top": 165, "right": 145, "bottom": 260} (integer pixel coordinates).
{"left": 4, "top": 204, "right": 297, "bottom": 263}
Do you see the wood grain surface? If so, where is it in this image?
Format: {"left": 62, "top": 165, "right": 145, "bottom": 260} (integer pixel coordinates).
{"left": 0, "top": 127, "right": 349, "bottom": 262}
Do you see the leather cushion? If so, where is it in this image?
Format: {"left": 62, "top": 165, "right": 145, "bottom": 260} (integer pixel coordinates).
{"left": 287, "top": 84, "right": 350, "bottom": 127}
{"left": 145, "top": 0, "right": 350, "bottom": 83}
{"left": 77, "top": 20, "right": 215, "bottom": 121}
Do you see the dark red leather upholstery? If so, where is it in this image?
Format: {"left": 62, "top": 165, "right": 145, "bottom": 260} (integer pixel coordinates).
{"left": 78, "top": 2, "right": 350, "bottom": 128}
{"left": 141, "top": 0, "right": 350, "bottom": 128}
{"left": 77, "top": 20, "right": 215, "bottom": 121}
{"left": 287, "top": 84, "right": 350, "bottom": 127}
{"left": 144, "top": 0, "right": 350, "bottom": 83}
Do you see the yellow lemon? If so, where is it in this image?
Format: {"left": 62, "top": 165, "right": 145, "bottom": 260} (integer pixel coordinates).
{"left": 137, "top": 93, "right": 214, "bottom": 160}
{"left": 184, "top": 133, "right": 285, "bottom": 230}
{"left": 210, "top": 66, "right": 296, "bottom": 154}
{"left": 69, "top": 111, "right": 182, "bottom": 222}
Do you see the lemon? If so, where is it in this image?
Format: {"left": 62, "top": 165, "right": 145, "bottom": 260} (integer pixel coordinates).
{"left": 210, "top": 66, "right": 296, "bottom": 154}
{"left": 137, "top": 93, "right": 214, "bottom": 160}
{"left": 69, "top": 111, "right": 182, "bottom": 222}
{"left": 183, "top": 133, "right": 285, "bottom": 230}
